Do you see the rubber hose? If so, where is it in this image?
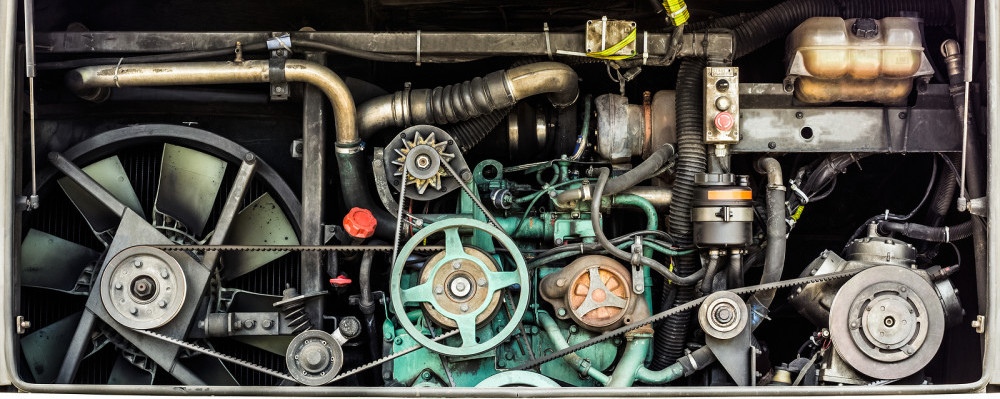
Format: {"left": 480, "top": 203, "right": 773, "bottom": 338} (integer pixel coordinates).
{"left": 700, "top": 252, "right": 721, "bottom": 294}
{"left": 337, "top": 151, "right": 397, "bottom": 239}
{"left": 878, "top": 220, "right": 974, "bottom": 242}
{"left": 357, "top": 250, "right": 381, "bottom": 374}
{"left": 926, "top": 156, "right": 958, "bottom": 227}
{"left": 591, "top": 168, "right": 704, "bottom": 285}
{"left": 750, "top": 157, "right": 788, "bottom": 315}
{"left": 653, "top": 58, "right": 707, "bottom": 370}
{"left": 733, "top": 0, "right": 953, "bottom": 59}
{"left": 447, "top": 107, "right": 511, "bottom": 152}
{"left": 727, "top": 251, "right": 744, "bottom": 288}
{"left": 604, "top": 144, "right": 677, "bottom": 195}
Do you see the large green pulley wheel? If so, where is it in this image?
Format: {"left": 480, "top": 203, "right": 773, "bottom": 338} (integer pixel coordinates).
{"left": 390, "top": 218, "right": 529, "bottom": 356}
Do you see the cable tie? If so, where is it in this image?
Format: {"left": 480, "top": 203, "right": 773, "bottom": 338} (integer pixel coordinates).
{"left": 113, "top": 57, "right": 124, "bottom": 88}
{"left": 642, "top": 31, "right": 649, "bottom": 65}
{"left": 543, "top": 22, "right": 553, "bottom": 60}
{"left": 415, "top": 30, "right": 422, "bottom": 66}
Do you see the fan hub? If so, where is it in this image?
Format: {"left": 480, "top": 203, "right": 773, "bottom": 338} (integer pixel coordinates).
{"left": 101, "top": 246, "right": 187, "bottom": 330}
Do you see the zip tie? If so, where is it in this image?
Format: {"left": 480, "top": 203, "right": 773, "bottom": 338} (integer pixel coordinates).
{"left": 113, "top": 57, "right": 124, "bottom": 88}
{"left": 789, "top": 181, "right": 809, "bottom": 204}
{"left": 668, "top": 5, "right": 688, "bottom": 19}
{"left": 415, "top": 30, "right": 422, "bottom": 66}
{"left": 642, "top": 31, "right": 649, "bottom": 65}
{"left": 543, "top": 22, "right": 553, "bottom": 60}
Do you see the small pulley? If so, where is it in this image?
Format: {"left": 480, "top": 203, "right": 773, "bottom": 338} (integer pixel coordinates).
{"left": 101, "top": 246, "right": 187, "bottom": 330}
{"left": 383, "top": 125, "right": 472, "bottom": 201}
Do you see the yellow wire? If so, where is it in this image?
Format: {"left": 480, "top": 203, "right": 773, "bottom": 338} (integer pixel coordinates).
{"left": 586, "top": 28, "right": 637, "bottom": 60}
{"left": 662, "top": 0, "right": 689, "bottom": 26}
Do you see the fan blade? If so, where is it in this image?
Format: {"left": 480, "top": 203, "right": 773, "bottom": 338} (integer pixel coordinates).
{"left": 220, "top": 193, "right": 299, "bottom": 281}
{"left": 22, "top": 312, "right": 84, "bottom": 383}
{"left": 20, "top": 229, "right": 98, "bottom": 294}
{"left": 57, "top": 156, "right": 144, "bottom": 235}
{"left": 231, "top": 336, "right": 294, "bottom": 357}
{"left": 154, "top": 144, "right": 227, "bottom": 236}
{"left": 108, "top": 356, "right": 155, "bottom": 385}
{"left": 178, "top": 356, "right": 239, "bottom": 386}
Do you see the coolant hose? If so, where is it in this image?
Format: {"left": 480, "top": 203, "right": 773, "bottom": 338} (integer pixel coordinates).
{"left": 750, "top": 157, "right": 788, "bottom": 318}
{"left": 653, "top": 58, "right": 707, "bottom": 369}
{"left": 357, "top": 250, "right": 381, "bottom": 372}
{"left": 356, "top": 62, "right": 579, "bottom": 139}
{"left": 700, "top": 252, "right": 721, "bottom": 294}
{"left": 591, "top": 168, "right": 705, "bottom": 285}
{"left": 733, "top": 0, "right": 953, "bottom": 59}
{"left": 337, "top": 150, "right": 397, "bottom": 239}
{"left": 878, "top": 220, "right": 974, "bottom": 242}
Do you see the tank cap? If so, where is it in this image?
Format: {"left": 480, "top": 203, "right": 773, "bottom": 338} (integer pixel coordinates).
{"left": 343, "top": 207, "right": 377, "bottom": 239}
{"left": 851, "top": 18, "right": 879, "bottom": 39}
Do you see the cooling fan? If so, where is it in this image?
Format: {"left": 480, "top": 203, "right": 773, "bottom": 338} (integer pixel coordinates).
{"left": 19, "top": 125, "right": 303, "bottom": 386}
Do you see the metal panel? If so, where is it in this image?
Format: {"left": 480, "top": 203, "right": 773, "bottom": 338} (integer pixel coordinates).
{"left": 33, "top": 31, "right": 730, "bottom": 61}
{"left": 734, "top": 84, "right": 961, "bottom": 153}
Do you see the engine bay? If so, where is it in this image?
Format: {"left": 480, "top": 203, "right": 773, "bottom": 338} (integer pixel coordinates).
{"left": 5, "top": 0, "right": 994, "bottom": 393}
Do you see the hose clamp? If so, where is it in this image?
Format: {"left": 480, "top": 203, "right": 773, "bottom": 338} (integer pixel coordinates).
{"left": 415, "top": 30, "right": 422, "bottom": 66}
{"left": 543, "top": 23, "right": 554, "bottom": 60}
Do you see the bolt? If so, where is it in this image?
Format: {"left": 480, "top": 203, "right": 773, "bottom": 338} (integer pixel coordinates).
{"left": 898, "top": 112, "right": 907, "bottom": 119}
{"left": 421, "top": 371, "right": 432, "bottom": 380}
{"left": 19, "top": 320, "right": 31, "bottom": 330}
{"left": 556, "top": 278, "right": 567, "bottom": 287}
{"left": 557, "top": 308, "right": 567, "bottom": 317}
{"left": 850, "top": 321, "right": 859, "bottom": 329}
{"left": 505, "top": 352, "right": 514, "bottom": 360}
{"left": 160, "top": 268, "right": 169, "bottom": 279}
{"left": 460, "top": 304, "right": 469, "bottom": 312}
{"left": 795, "top": 111, "right": 804, "bottom": 119}
{"left": 262, "top": 319, "right": 274, "bottom": 329}
{"left": 569, "top": 325, "right": 578, "bottom": 333}
{"left": 452, "top": 260, "right": 462, "bottom": 270}
{"left": 435, "top": 285, "right": 445, "bottom": 295}
{"left": 554, "top": 238, "right": 564, "bottom": 245}
{"left": 395, "top": 337, "right": 404, "bottom": 345}
{"left": 461, "top": 170, "right": 474, "bottom": 182}
{"left": 130, "top": 307, "right": 138, "bottom": 315}
{"left": 158, "top": 300, "right": 167, "bottom": 308}
{"left": 415, "top": 154, "right": 432, "bottom": 169}
{"left": 274, "top": 86, "right": 284, "bottom": 94}
{"left": 115, "top": 282, "right": 123, "bottom": 290}
{"left": 477, "top": 278, "right": 487, "bottom": 287}
{"left": 244, "top": 319, "right": 256, "bottom": 329}
{"left": 133, "top": 260, "right": 143, "bottom": 268}
{"left": 768, "top": 141, "right": 777, "bottom": 150}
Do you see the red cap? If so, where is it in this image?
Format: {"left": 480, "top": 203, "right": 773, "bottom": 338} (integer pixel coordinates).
{"left": 329, "top": 275, "right": 352, "bottom": 287}
{"left": 714, "top": 111, "right": 735, "bottom": 132}
{"left": 343, "top": 207, "right": 377, "bottom": 239}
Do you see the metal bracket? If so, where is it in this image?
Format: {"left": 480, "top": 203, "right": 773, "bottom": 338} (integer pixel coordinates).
{"left": 15, "top": 194, "right": 39, "bottom": 211}
{"left": 958, "top": 196, "right": 987, "bottom": 217}
{"left": 268, "top": 33, "right": 291, "bottom": 101}
{"left": 972, "top": 315, "right": 986, "bottom": 334}
{"left": 16, "top": 316, "right": 30, "bottom": 334}
{"left": 630, "top": 236, "right": 645, "bottom": 295}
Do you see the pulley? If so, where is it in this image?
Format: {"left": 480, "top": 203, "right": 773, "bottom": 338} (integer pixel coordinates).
{"left": 383, "top": 125, "right": 472, "bottom": 201}
{"left": 389, "top": 218, "right": 529, "bottom": 356}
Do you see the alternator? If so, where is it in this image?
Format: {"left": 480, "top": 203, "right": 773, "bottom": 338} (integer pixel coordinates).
{"left": 383, "top": 125, "right": 472, "bottom": 201}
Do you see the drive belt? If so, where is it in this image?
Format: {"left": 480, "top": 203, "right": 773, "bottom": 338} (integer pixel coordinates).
{"left": 136, "top": 243, "right": 861, "bottom": 384}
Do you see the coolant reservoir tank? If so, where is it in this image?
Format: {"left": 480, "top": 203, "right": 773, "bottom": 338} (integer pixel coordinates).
{"left": 785, "top": 17, "right": 934, "bottom": 104}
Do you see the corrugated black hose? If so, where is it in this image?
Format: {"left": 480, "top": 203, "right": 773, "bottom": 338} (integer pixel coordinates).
{"left": 652, "top": 58, "right": 707, "bottom": 370}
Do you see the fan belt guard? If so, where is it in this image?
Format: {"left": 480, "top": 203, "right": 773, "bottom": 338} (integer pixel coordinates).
{"left": 383, "top": 125, "right": 472, "bottom": 201}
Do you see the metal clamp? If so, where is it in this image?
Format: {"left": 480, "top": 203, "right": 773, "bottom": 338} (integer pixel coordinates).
{"left": 269, "top": 33, "right": 290, "bottom": 101}
{"left": 266, "top": 34, "right": 292, "bottom": 52}
{"left": 630, "top": 236, "right": 645, "bottom": 295}
{"left": 642, "top": 31, "right": 649, "bottom": 65}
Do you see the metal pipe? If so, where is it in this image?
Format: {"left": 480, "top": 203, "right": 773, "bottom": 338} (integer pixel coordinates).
{"left": 985, "top": 0, "right": 1000, "bottom": 378}
{"left": 536, "top": 311, "right": 611, "bottom": 385}
{"left": 356, "top": 62, "right": 578, "bottom": 138}
{"left": 65, "top": 60, "right": 358, "bottom": 145}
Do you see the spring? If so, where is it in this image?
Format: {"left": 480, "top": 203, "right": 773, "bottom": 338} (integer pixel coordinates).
{"left": 276, "top": 285, "right": 313, "bottom": 333}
